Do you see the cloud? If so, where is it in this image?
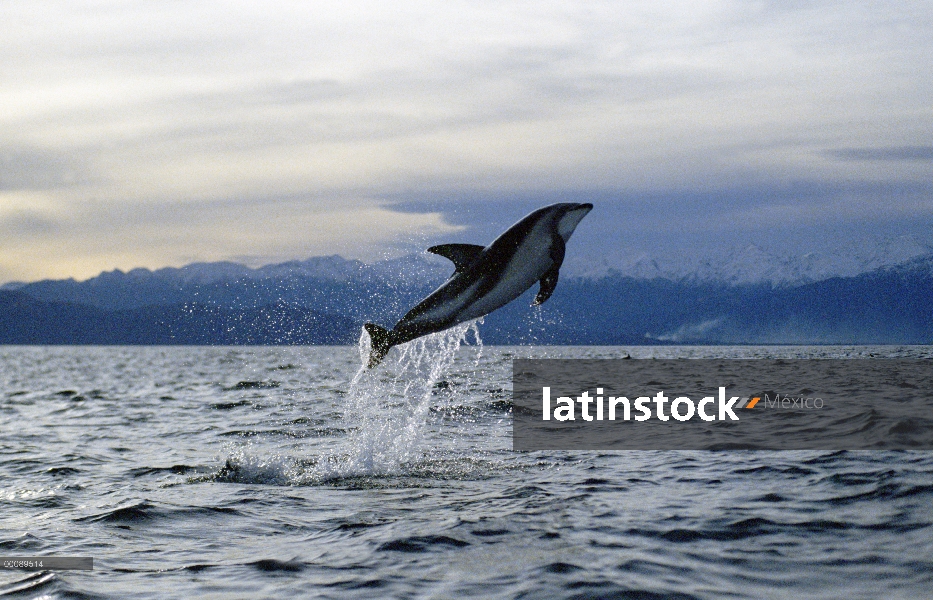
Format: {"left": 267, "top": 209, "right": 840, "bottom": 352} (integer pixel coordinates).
{"left": 0, "top": 209, "right": 59, "bottom": 236}
{"left": 387, "top": 179, "right": 933, "bottom": 235}
{"left": 827, "top": 147, "right": 933, "bottom": 161}
{"left": 382, "top": 179, "right": 933, "bottom": 276}
{"left": 0, "top": 195, "right": 460, "bottom": 282}
{"left": 0, "top": 1, "right": 931, "bottom": 281}
{"left": 6, "top": 1, "right": 929, "bottom": 189}
{"left": 0, "top": 148, "right": 89, "bottom": 190}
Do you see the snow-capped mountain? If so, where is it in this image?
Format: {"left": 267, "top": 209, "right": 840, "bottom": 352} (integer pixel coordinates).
{"left": 2, "top": 235, "right": 931, "bottom": 295}
{"left": 0, "top": 254, "right": 451, "bottom": 292}
{"left": 566, "top": 235, "right": 933, "bottom": 285}
{"left": 3, "top": 236, "right": 933, "bottom": 345}
{"left": 163, "top": 253, "right": 449, "bottom": 284}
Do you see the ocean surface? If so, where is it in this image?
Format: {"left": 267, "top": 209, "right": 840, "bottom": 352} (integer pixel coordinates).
{"left": 1, "top": 329, "right": 932, "bottom": 599}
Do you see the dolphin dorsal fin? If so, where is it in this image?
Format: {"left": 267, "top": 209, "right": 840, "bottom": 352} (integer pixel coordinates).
{"left": 427, "top": 243, "right": 485, "bottom": 273}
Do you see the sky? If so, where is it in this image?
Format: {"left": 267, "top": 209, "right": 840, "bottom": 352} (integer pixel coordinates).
{"left": 1, "top": 0, "right": 932, "bottom": 283}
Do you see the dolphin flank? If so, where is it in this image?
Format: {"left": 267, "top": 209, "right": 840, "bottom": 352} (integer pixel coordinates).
{"left": 364, "top": 202, "right": 593, "bottom": 368}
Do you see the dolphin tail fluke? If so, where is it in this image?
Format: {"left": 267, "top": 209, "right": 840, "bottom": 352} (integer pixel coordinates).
{"left": 364, "top": 323, "right": 396, "bottom": 368}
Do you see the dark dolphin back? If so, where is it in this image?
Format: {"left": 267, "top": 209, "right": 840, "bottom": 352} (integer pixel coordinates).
{"left": 392, "top": 203, "right": 569, "bottom": 340}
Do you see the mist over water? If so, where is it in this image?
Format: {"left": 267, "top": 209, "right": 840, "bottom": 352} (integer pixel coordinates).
{"left": 1, "top": 343, "right": 932, "bottom": 599}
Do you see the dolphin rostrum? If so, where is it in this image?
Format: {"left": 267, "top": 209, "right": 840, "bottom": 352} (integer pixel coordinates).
{"left": 364, "top": 202, "right": 593, "bottom": 368}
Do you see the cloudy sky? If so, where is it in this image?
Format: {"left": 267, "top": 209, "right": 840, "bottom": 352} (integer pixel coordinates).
{"left": 1, "top": 0, "right": 931, "bottom": 282}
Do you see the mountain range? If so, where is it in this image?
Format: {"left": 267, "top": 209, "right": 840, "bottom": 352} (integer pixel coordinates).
{"left": 564, "top": 235, "right": 933, "bottom": 284}
{"left": 2, "top": 243, "right": 933, "bottom": 345}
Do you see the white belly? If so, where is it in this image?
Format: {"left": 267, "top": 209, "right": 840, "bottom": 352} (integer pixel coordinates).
{"left": 458, "top": 223, "right": 553, "bottom": 320}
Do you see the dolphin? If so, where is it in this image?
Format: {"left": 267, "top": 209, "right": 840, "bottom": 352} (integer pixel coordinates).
{"left": 364, "top": 202, "right": 593, "bottom": 368}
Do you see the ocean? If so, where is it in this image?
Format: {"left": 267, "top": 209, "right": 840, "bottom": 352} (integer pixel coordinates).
{"left": 1, "top": 327, "right": 932, "bottom": 599}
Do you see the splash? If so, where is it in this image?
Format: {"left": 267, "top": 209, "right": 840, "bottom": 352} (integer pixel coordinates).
{"left": 215, "top": 445, "right": 299, "bottom": 486}
{"left": 309, "top": 319, "right": 484, "bottom": 481}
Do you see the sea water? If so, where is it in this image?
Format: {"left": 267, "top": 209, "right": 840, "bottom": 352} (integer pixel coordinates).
{"left": 1, "top": 339, "right": 932, "bottom": 599}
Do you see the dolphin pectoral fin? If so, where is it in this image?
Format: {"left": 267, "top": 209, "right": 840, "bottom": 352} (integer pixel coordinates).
{"left": 532, "top": 235, "right": 566, "bottom": 306}
{"left": 364, "top": 323, "right": 396, "bottom": 368}
{"left": 533, "top": 267, "right": 560, "bottom": 306}
{"left": 427, "top": 244, "right": 485, "bottom": 273}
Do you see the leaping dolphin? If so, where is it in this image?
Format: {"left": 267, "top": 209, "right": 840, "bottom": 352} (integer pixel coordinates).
{"left": 364, "top": 202, "right": 593, "bottom": 368}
